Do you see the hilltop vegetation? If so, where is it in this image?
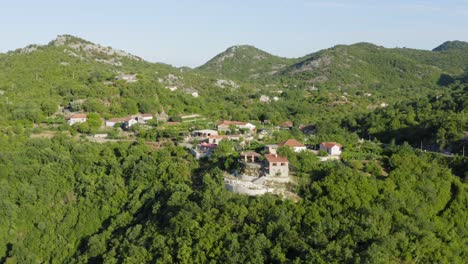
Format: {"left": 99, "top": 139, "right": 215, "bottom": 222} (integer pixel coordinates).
{"left": 198, "top": 45, "right": 299, "bottom": 80}
{"left": 433, "top": 40, "right": 468, "bottom": 52}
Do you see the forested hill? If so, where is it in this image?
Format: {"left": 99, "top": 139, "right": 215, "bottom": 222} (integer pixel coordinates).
{"left": 280, "top": 42, "right": 442, "bottom": 91}
{"left": 433, "top": 40, "right": 468, "bottom": 51}
{"left": 197, "top": 45, "right": 299, "bottom": 80}
{"left": 395, "top": 41, "right": 468, "bottom": 75}
{"left": 197, "top": 41, "right": 468, "bottom": 85}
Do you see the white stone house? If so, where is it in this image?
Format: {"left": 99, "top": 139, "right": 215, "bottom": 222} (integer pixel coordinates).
{"left": 122, "top": 117, "right": 138, "bottom": 129}
{"left": 141, "top": 113, "right": 153, "bottom": 122}
{"left": 105, "top": 117, "right": 126, "bottom": 127}
{"left": 68, "top": 113, "right": 87, "bottom": 125}
{"left": 264, "top": 154, "right": 289, "bottom": 178}
{"left": 278, "top": 139, "right": 307, "bottom": 152}
{"left": 320, "top": 142, "right": 343, "bottom": 156}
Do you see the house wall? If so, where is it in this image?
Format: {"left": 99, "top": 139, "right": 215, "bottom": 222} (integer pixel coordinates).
{"left": 267, "top": 162, "right": 289, "bottom": 178}
{"left": 217, "top": 124, "right": 230, "bottom": 132}
{"left": 105, "top": 121, "right": 117, "bottom": 127}
{"left": 265, "top": 145, "right": 278, "bottom": 154}
{"left": 330, "top": 146, "right": 342, "bottom": 155}
{"left": 209, "top": 138, "right": 223, "bottom": 144}
{"left": 239, "top": 123, "right": 256, "bottom": 132}
{"left": 68, "top": 118, "right": 87, "bottom": 125}
{"left": 293, "top": 146, "right": 307, "bottom": 152}
{"left": 124, "top": 119, "right": 138, "bottom": 128}
{"left": 319, "top": 145, "right": 342, "bottom": 155}
{"left": 319, "top": 144, "right": 327, "bottom": 153}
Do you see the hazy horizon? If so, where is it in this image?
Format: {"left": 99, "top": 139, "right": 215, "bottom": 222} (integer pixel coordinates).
{"left": 2, "top": 0, "right": 468, "bottom": 67}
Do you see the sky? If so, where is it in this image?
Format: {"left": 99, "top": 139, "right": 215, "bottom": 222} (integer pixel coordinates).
{"left": 1, "top": 0, "right": 467, "bottom": 67}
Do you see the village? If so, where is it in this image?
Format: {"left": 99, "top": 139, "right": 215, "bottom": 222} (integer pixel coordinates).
{"left": 61, "top": 112, "right": 344, "bottom": 197}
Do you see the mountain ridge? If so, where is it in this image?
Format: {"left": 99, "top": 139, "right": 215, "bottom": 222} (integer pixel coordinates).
{"left": 4, "top": 34, "right": 468, "bottom": 71}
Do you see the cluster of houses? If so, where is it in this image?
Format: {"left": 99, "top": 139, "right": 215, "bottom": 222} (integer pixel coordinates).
{"left": 186, "top": 120, "right": 343, "bottom": 180}
{"left": 236, "top": 140, "right": 341, "bottom": 179}
{"left": 188, "top": 121, "right": 257, "bottom": 159}
{"left": 226, "top": 137, "right": 342, "bottom": 196}
{"left": 66, "top": 114, "right": 343, "bottom": 196}
{"left": 66, "top": 113, "right": 153, "bottom": 129}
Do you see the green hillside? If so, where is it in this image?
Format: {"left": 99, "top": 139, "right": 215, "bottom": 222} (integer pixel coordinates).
{"left": 197, "top": 45, "right": 299, "bottom": 80}
{"left": 282, "top": 43, "right": 442, "bottom": 92}
{"left": 393, "top": 43, "right": 468, "bottom": 75}
{"left": 1, "top": 35, "right": 467, "bottom": 131}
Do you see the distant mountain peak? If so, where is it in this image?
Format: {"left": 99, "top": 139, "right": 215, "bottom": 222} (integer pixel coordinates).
{"left": 50, "top": 34, "right": 142, "bottom": 62}
{"left": 198, "top": 44, "right": 297, "bottom": 80}
{"left": 50, "top": 34, "right": 92, "bottom": 46}
{"left": 433, "top": 40, "right": 468, "bottom": 51}
{"left": 210, "top": 45, "right": 271, "bottom": 63}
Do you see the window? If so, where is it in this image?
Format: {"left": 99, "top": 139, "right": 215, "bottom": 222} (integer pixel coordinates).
{"left": 272, "top": 163, "right": 277, "bottom": 166}
{"left": 281, "top": 163, "right": 286, "bottom": 166}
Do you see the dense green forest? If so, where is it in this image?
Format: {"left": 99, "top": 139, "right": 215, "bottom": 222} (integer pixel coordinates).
{"left": 0, "top": 35, "right": 467, "bottom": 263}
{"left": 1, "top": 134, "right": 466, "bottom": 263}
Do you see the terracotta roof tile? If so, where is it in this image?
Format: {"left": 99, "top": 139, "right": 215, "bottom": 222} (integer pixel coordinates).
{"left": 218, "top": 120, "right": 247, "bottom": 126}
{"left": 278, "top": 139, "right": 305, "bottom": 148}
{"left": 240, "top": 151, "right": 261, "bottom": 157}
{"left": 320, "top": 142, "right": 342, "bottom": 148}
{"left": 69, "top": 113, "right": 87, "bottom": 119}
{"left": 208, "top": 135, "right": 227, "bottom": 139}
{"left": 264, "top": 154, "right": 288, "bottom": 163}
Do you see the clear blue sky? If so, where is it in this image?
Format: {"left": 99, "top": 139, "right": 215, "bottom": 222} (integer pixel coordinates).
{"left": 1, "top": 0, "right": 467, "bottom": 67}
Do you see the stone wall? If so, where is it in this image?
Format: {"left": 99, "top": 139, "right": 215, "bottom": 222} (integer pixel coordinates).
{"left": 240, "top": 162, "right": 262, "bottom": 177}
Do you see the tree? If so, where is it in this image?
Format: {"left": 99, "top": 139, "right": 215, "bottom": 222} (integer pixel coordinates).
{"left": 87, "top": 113, "right": 102, "bottom": 133}
{"left": 436, "top": 128, "right": 447, "bottom": 150}
{"left": 122, "top": 98, "right": 139, "bottom": 115}
{"left": 40, "top": 101, "right": 58, "bottom": 116}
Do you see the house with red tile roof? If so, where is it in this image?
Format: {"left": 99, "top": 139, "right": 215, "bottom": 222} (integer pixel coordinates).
{"left": 67, "top": 113, "right": 87, "bottom": 125}
{"left": 140, "top": 113, "right": 153, "bottom": 122}
{"left": 278, "top": 139, "right": 307, "bottom": 152}
{"left": 264, "top": 154, "right": 289, "bottom": 178}
{"left": 105, "top": 117, "right": 127, "bottom": 127}
{"left": 320, "top": 142, "right": 342, "bottom": 156}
